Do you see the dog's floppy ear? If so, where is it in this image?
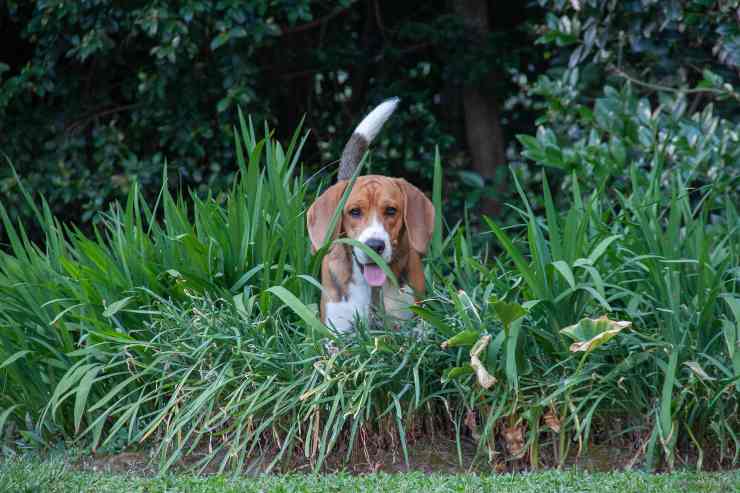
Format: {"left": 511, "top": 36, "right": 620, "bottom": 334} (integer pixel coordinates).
{"left": 307, "top": 181, "right": 348, "bottom": 252}
{"left": 397, "top": 178, "right": 435, "bottom": 255}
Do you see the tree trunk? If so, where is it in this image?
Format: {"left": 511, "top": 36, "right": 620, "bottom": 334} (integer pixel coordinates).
{"left": 453, "top": 0, "right": 506, "bottom": 217}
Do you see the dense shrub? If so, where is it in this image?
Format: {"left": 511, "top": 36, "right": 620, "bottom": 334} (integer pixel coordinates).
{"left": 506, "top": 0, "right": 740, "bottom": 210}
{"left": 531, "top": 0, "right": 740, "bottom": 118}
{"left": 0, "top": 1, "right": 539, "bottom": 234}
{"left": 0, "top": 98, "right": 738, "bottom": 471}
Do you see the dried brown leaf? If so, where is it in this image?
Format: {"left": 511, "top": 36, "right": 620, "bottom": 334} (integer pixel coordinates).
{"left": 470, "top": 334, "right": 497, "bottom": 389}
{"left": 502, "top": 424, "right": 525, "bottom": 457}
{"left": 543, "top": 409, "right": 561, "bottom": 433}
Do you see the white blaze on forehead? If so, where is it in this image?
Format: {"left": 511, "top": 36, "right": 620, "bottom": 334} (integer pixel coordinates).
{"left": 354, "top": 98, "right": 401, "bottom": 142}
{"left": 355, "top": 214, "right": 392, "bottom": 263}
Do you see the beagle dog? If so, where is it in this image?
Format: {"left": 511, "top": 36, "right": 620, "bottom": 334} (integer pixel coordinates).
{"left": 307, "top": 99, "right": 435, "bottom": 332}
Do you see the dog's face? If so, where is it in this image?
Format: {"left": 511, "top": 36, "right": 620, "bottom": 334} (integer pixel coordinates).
{"left": 307, "top": 175, "right": 435, "bottom": 287}
{"left": 342, "top": 176, "right": 403, "bottom": 265}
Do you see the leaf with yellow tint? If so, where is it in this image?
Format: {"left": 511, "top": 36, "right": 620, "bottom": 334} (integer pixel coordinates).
{"left": 560, "top": 316, "right": 631, "bottom": 353}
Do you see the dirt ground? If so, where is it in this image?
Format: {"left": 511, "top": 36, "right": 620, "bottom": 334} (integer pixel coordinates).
{"left": 74, "top": 434, "right": 650, "bottom": 477}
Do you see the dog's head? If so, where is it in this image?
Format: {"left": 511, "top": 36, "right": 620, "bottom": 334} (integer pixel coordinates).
{"left": 307, "top": 175, "right": 435, "bottom": 286}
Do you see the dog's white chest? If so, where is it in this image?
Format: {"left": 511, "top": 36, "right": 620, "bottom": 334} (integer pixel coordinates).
{"left": 325, "top": 262, "right": 414, "bottom": 332}
{"left": 324, "top": 261, "right": 372, "bottom": 332}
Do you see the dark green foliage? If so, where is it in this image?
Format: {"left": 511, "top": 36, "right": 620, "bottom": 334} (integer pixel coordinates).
{"left": 0, "top": 1, "right": 539, "bottom": 233}
{"left": 0, "top": 0, "right": 315, "bottom": 225}
{"left": 534, "top": 0, "right": 740, "bottom": 109}
{"left": 517, "top": 83, "right": 739, "bottom": 205}
{"left": 507, "top": 0, "right": 740, "bottom": 216}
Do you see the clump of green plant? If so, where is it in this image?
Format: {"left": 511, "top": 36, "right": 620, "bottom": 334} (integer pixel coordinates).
{"left": 40, "top": 293, "right": 460, "bottom": 473}
{"left": 0, "top": 113, "right": 320, "bottom": 446}
{"left": 425, "top": 158, "right": 738, "bottom": 470}
{"left": 1, "top": 92, "right": 738, "bottom": 473}
{"left": 482, "top": 83, "right": 740, "bottom": 469}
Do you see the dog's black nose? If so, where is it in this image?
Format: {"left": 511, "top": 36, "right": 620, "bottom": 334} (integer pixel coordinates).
{"left": 365, "top": 238, "right": 385, "bottom": 255}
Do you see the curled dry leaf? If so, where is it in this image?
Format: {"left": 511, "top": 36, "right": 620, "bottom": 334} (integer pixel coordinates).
{"left": 502, "top": 424, "right": 525, "bottom": 457}
{"left": 465, "top": 409, "right": 480, "bottom": 440}
{"left": 684, "top": 361, "right": 716, "bottom": 381}
{"left": 470, "top": 334, "right": 497, "bottom": 389}
{"left": 543, "top": 409, "right": 561, "bottom": 433}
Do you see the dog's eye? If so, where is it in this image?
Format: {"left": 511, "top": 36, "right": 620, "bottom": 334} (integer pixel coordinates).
{"left": 385, "top": 207, "right": 397, "bottom": 217}
{"left": 348, "top": 208, "right": 362, "bottom": 218}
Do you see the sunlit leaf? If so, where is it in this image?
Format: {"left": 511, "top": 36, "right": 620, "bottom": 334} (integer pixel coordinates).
{"left": 560, "top": 316, "right": 630, "bottom": 352}
{"left": 102, "top": 296, "right": 135, "bottom": 318}
{"left": 683, "top": 361, "right": 715, "bottom": 381}
{"left": 441, "top": 330, "right": 479, "bottom": 349}
{"left": 441, "top": 365, "right": 474, "bottom": 383}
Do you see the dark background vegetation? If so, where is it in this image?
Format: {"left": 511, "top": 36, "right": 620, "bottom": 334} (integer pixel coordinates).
{"left": 3, "top": 0, "right": 736, "bottom": 236}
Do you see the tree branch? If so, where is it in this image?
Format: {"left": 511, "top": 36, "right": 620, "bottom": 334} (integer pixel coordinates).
{"left": 611, "top": 67, "right": 740, "bottom": 102}
{"left": 280, "top": 6, "right": 352, "bottom": 35}
{"left": 65, "top": 103, "right": 144, "bottom": 133}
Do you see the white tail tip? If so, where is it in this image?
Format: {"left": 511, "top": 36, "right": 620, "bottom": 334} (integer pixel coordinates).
{"left": 354, "top": 97, "right": 400, "bottom": 143}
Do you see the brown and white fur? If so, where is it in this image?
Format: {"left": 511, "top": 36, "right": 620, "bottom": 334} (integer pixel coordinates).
{"left": 307, "top": 99, "right": 435, "bottom": 332}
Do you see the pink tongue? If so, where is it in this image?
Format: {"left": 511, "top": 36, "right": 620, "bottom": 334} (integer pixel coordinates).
{"left": 362, "top": 264, "right": 387, "bottom": 287}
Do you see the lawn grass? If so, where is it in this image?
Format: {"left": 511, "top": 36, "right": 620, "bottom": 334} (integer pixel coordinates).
{"left": 1, "top": 456, "right": 738, "bottom": 493}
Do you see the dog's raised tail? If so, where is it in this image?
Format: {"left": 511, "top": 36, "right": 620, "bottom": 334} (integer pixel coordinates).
{"left": 337, "top": 97, "right": 400, "bottom": 181}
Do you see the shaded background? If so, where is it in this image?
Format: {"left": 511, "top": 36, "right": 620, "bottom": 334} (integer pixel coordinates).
{"left": 1, "top": 0, "right": 738, "bottom": 238}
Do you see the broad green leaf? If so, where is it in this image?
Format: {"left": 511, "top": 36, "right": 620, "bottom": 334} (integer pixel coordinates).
{"left": 431, "top": 146, "right": 443, "bottom": 258}
{"left": 560, "top": 316, "right": 631, "bottom": 352}
{"left": 230, "top": 264, "right": 264, "bottom": 292}
{"left": 516, "top": 134, "right": 543, "bottom": 159}
{"left": 50, "top": 362, "right": 99, "bottom": 417}
{"left": 75, "top": 366, "right": 101, "bottom": 432}
{"left": 551, "top": 260, "right": 575, "bottom": 289}
{"left": 442, "top": 365, "right": 474, "bottom": 383}
{"left": 542, "top": 173, "right": 563, "bottom": 261}
{"left": 441, "top": 330, "right": 480, "bottom": 349}
{"left": 483, "top": 217, "right": 544, "bottom": 300}
{"left": 659, "top": 349, "right": 679, "bottom": 454}
{"left": 491, "top": 298, "right": 527, "bottom": 328}
{"left": 505, "top": 318, "right": 523, "bottom": 388}
{"left": 587, "top": 235, "right": 621, "bottom": 265}
{"left": 0, "top": 350, "right": 32, "bottom": 370}
{"left": 409, "top": 306, "right": 451, "bottom": 334}
{"left": 0, "top": 405, "right": 19, "bottom": 438}
{"left": 720, "top": 296, "right": 740, "bottom": 388}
